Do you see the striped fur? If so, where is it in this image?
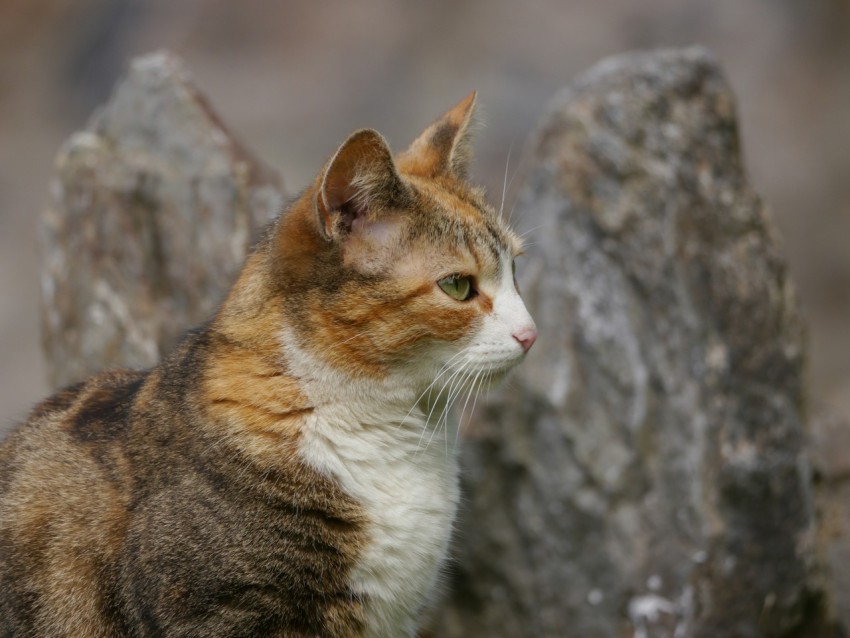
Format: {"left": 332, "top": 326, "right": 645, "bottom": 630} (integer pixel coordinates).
{"left": 0, "top": 93, "right": 536, "bottom": 637}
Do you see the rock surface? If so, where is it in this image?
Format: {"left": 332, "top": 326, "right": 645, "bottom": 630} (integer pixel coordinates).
{"left": 434, "top": 47, "right": 842, "bottom": 638}
{"left": 39, "top": 48, "right": 843, "bottom": 637}
{"left": 41, "top": 51, "right": 283, "bottom": 389}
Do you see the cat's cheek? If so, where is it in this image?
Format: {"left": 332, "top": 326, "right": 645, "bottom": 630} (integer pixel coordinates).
{"left": 385, "top": 289, "right": 477, "bottom": 345}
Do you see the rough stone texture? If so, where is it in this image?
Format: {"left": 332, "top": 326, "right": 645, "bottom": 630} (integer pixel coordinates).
{"left": 39, "top": 49, "right": 843, "bottom": 638}
{"left": 41, "top": 51, "right": 283, "bottom": 389}
{"left": 812, "top": 399, "right": 850, "bottom": 630}
{"left": 435, "top": 48, "right": 842, "bottom": 638}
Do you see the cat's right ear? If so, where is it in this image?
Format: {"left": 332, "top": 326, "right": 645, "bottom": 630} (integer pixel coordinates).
{"left": 397, "top": 91, "right": 477, "bottom": 181}
{"left": 314, "top": 129, "right": 406, "bottom": 241}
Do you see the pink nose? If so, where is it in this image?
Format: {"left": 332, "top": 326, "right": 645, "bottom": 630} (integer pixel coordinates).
{"left": 513, "top": 326, "right": 538, "bottom": 353}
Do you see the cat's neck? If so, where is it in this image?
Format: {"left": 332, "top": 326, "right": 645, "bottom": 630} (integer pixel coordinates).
{"left": 278, "top": 325, "right": 438, "bottom": 435}
{"left": 206, "top": 244, "right": 460, "bottom": 457}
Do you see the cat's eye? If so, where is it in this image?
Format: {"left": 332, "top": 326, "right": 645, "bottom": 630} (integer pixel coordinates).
{"left": 512, "top": 260, "right": 516, "bottom": 278}
{"left": 438, "top": 274, "right": 474, "bottom": 301}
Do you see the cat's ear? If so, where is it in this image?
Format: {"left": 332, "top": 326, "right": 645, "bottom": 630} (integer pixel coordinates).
{"left": 315, "top": 129, "right": 406, "bottom": 241}
{"left": 398, "top": 91, "right": 477, "bottom": 181}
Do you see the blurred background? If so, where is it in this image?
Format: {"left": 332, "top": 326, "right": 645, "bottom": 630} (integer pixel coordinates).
{"left": 0, "top": 0, "right": 848, "bottom": 445}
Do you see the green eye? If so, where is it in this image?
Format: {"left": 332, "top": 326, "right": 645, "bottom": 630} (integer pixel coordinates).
{"left": 438, "top": 274, "right": 474, "bottom": 301}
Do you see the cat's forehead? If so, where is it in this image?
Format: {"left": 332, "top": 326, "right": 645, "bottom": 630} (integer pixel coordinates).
{"left": 403, "top": 174, "right": 521, "bottom": 266}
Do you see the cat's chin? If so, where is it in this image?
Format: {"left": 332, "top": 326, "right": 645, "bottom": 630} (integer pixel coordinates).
{"left": 478, "top": 364, "right": 519, "bottom": 389}
{"left": 451, "top": 361, "right": 521, "bottom": 395}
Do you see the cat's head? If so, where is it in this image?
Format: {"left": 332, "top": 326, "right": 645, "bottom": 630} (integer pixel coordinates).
{"left": 273, "top": 92, "right": 536, "bottom": 395}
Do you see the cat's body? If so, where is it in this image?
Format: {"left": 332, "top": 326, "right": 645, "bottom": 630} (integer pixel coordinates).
{"left": 0, "top": 93, "right": 536, "bottom": 637}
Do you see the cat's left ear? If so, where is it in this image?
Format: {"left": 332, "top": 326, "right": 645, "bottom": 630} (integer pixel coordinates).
{"left": 315, "top": 129, "right": 407, "bottom": 241}
{"left": 398, "top": 91, "right": 477, "bottom": 181}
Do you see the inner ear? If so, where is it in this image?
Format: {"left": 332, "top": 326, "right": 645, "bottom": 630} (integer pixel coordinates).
{"left": 316, "top": 129, "right": 405, "bottom": 241}
{"left": 333, "top": 199, "right": 361, "bottom": 236}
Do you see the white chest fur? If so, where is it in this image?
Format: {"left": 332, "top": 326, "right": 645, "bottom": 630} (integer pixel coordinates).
{"left": 299, "top": 401, "right": 460, "bottom": 637}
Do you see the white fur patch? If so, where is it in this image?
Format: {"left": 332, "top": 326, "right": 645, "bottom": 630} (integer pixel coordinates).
{"left": 282, "top": 334, "right": 459, "bottom": 637}
{"left": 279, "top": 253, "right": 535, "bottom": 636}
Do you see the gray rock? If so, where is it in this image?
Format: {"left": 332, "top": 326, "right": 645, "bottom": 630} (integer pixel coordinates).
{"left": 812, "top": 399, "right": 850, "bottom": 631}
{"left": 38, "top": 48, "right": 842, "bottom": 638}
{"left": 435, "top": 47, "right": 842, "bottom": 638}
{"left": 41, "top": 51, "right": 283, "bottom": 389}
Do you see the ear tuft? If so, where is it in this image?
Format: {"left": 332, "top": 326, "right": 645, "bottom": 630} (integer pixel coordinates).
{"left": 315, "top": 129, "right": 404, "bottom": 240}
{"left": 398, "top": 91, "right": 478, "bottom": 180}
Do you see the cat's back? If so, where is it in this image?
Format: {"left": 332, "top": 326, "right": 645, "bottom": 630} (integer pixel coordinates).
{"left": 0, "top": 368, "right": 145, "bottom": 491}
{"left": 0, "top": 370, "right": 144, "bottom": 638}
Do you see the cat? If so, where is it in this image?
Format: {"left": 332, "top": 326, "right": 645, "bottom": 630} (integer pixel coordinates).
{"left": 0, "top": 92, "right": 537, "bottom": 637}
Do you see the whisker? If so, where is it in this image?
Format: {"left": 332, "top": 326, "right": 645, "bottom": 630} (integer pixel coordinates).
{"left": 415, "top": 359, "right": 469, "bottom": 456}
{"left": 504, "top": 146, "right": 530, "bottom": 223}
{"left": 463, "top": 362, "right": 490, "bottom": 442}
{"left": 507, "top": 196, "right": 518, "bottom": 226}
{"left": 518, "top": 221, "right": 557, "bottom": 239}
{"left": 422, "top": 361, "right": 469, "bottom": 456}
{"left": 454, "top": 368, "right": 483, "bottom": 450}
{"left": 419, "top": 353, "right": 467, "bottom": 407}
{"left": 506, "top": 152, "right": 535, "bottom": 225}
{"left": 441, "top": 365, "right": 473, "bottom": 457}
{"left": 431, "top": 368, "right": 466, "bottom": 455}
{"left": 397, "top": 349, "right": 470, "bottom": 431}
{"left": 417, "top": 369, "right": 460, "bottom": 450}
{"left": 500, "top": 138, "right": 535, "bottom": 227}
{"left": 499, "top": 142, "right": 514, "bottom": 220}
